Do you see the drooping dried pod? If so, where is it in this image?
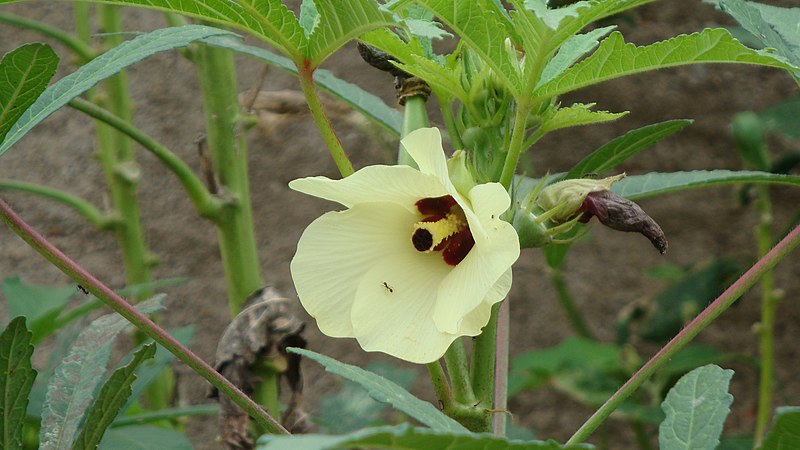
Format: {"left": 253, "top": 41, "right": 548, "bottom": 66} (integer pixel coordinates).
{"left": 580, "top": 190, "right": 668, "bottom": 254}
{"left": 211, "top": 287, "right": 310, "bottom": 449}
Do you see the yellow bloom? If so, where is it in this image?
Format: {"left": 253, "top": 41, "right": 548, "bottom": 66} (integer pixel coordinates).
{"left": 289, "top": 128, "right": 520, "bottom": 363}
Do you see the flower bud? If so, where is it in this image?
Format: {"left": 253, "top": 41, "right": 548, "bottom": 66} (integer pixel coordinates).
{"left": 536, "top": 174, "right": 625, "bottom": 222}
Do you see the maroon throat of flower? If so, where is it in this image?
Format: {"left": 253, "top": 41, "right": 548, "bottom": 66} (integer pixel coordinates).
{"left": 411, "top": 195, "right": 475, "bottom": 266}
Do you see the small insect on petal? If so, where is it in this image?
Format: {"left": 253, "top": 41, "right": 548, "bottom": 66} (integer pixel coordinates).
{"left": 580, "top": 190, "right": 668, "bottom": 254}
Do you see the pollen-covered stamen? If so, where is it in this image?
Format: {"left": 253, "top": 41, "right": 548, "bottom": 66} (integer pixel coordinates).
{"left": 411, "top": 195, "right": 475, "bottom": 265}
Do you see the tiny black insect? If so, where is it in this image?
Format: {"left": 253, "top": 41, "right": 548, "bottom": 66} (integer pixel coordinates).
{"left": 77, "top": 284, "right": 89, "bottom": 295}
{"left": 382, "top": 281, "right": 394, "bottom": 293}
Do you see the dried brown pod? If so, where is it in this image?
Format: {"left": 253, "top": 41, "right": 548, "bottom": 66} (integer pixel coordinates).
{"left": 211, "top": 287, "right": 310, "bottom": 449}
{"left": 580, "top": 190, "right": 668, "bottom": 254}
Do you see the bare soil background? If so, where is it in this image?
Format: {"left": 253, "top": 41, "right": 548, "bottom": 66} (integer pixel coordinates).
{"left": 1, "top": 1, "right": 798, "bottom": 448}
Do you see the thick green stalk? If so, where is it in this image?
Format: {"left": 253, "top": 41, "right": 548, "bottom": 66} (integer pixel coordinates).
{"left": 0, "top": 198, "right": 287, "bottom": 435}
{"left": 443, "top": 339, "right": 476, "bottom": 405}
{"left": 297, "top": 65, "right": 354, "bottom": 178}
{"left": 399, "top": 94, "right": 430, "bottom": 166}
{"left": 754, "top": 185, "right": 781, "bottom": 446}
{"left": 493, "top": 299, "right": 509, "bottom": 436}
{"left": 471, "top": 302, "right": 499, "bottom": 407}
{"left": 567, "top": 223, "right": 800, "bottom": 445}
{"left": 194, "top": 43, "right": 263, "bottom": 315}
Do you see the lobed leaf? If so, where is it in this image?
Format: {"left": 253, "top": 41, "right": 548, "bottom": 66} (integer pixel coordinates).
{"left": 612, "top": 170, "right": 800, "bottom": 200}
{"left": 0, "top": 43, "right": 58, "bottom": 146}
{"left": 38, "top": 0, "right": 308, "bottom": 60}
{"left": 537, "top": 25, "right": 616, "bottom": 88}
{"left": 540, "top": 102, "right": 627, "bottom": 133}
{"left": 2, "top": 276, "right": 76, "bottom": 343}
{"left": 306, "top": 0, "right": 396, "bottom": 67}
{"left": 289, "top": 348, "right": 467, "bottom": 433}
{"left": 203, "top": 34, "right": 403, "bottom": 136}
{"left": 0, "top": 317, "right": 37, "bottom": 450}
{"left": 71, "top": 343, "right": 157, "bottom": 450}
{"left": 38, "top": 296, "right": 165, "bottom": 450}
{"left": 659, "top": 364, "right": 734, "bottom": 450}
{"left": 256, "top": 423, "right": 593, "bottom": 449}
{"left": 758, "top": 407, "right": 800, "bottom": 450}
{"left": 534, "top": 28, "right": 797, "bottom": 100}
{"left": 564, "top": 119, "right": 693, "bottom": 180}
{"left": 0, "top": 25, "right": 236, "bottom": 157}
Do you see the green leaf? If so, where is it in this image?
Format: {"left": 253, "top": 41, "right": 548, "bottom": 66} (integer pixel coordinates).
{"left": 759, "top": 407, "right": 800, "bottom": 450}
{"left": 612, "top": 170, "right": 800, "bottom": 200}
{"left": 509, "top": 337, "right": 621, "bottom": 396}
{"left": 59, "top": 0, "right": 307, "bottom": 60}
{"left": 99, "top": 425, "right": 193, "bottom": 450}
{"left": 111, "top": 404, "right": 219, "bottom": 427}
{"left": 660, "top": 345, "right": 741, "bottom": 379}
{"left": 716, "top": 0, "right": 800, "bottom": 68}
{"left": 0, "top": 43, "right": 58, "bottom": 146}
{"left": 540, "top": 102, "right": 627, "bottom": 133}
{"left": 202, "top": 34, "right": 403, "bottom": 136}
{"left": 758, "top": 94, "right": 800, "bottom": 139}
{"left": 659, "top": 365, "right": 734, "bottom": 450}
{"left": 538, "top": 26, "right": 616, "bottom": 88}
{"left": 256, "top": 423, "right": 593, "bottom": 449}
{"left": 534, "top": 28, "right": 797, "bottom": 100}
{"left": 0, "top": 317, "right": 37, "bottom": 450}
{"left": 306, "top": 0, "right": 396, "bottom": 67}
{"left": 416, "top": 0, "right": 521, "bottom": 94}
{"left": 39, "top": 296, "right": 165, "bottom": 450}
{"left": 289, "top": 348, "right": 467, "bottom": 433}
{"left": 71, "top": 343, "right": 157, "bottom": 450}
{"left": 0, "top": 25, "right": 236, "bottom": 157}
{"left": 2, "top": 276, "right": 76, "bottom": 343}
{"left": 299, "top": 0, "right": 320, "bottom": 37}
{"left": 319, "top": 361, "right": 417, "bottom": 433}
{"left": 565, "top": 119, "right": 693, "bottom": 180}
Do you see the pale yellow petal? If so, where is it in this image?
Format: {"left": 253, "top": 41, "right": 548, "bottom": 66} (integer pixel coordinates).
{"left": 433, "top": 185, "right": 519, "bottom": 334}
{"left": 291, "top": 202, "right": 418, "bottom": 337}
{"left": 400, "top": 128, "right": 451, "bottom": 185}
{"left": 289, "top": 165, "right": 447, "bottom": 212}
{"left": 350, "top": 248, "right": 456, "bottom": 364}
{"left": 458, "top": 269, "right": 513, "bottom": 335}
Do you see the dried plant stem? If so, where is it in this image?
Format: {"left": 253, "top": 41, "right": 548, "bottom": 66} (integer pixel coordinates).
{"left": 567, "top": 223, "right": 800, "bottom": 445}
{"left": 0, "top": 197, "right": 288, "bottom": 435}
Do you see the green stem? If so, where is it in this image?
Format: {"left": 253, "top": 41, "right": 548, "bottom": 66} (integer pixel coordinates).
{"left": 194, "top": 43, "right": 264, "bottom": 315}
{"left": 297, "top": 64, "right": 354, "bottom": 177}
{"left": 754, "top": 185, "right": 780, "bottom": 446}
{"left": 498, "top": 103, "right": 533, "bottom": 189}
{"left": 427, "top": 360, "right": 454, "bottom": 408}
{"left": 111, "top": 404, "right": 220, "bottom": 427}
{"left": 0, "top": 197, "right": 288, "bottom": 435}
{"left": 443, "top": 339, "right": 476, "bottom": 405}
{"left": 0, "top": 179, "right": 116, "bottom": 229}
{"left": 471, "top": 302, "right": 499, "bottom": 407}
{"left": 567, "top": 223, "right": 800, "bottom": 445}
{"left": 549, "top": 268, "right": 594, "bottom": 339}
{"left": 400, "top": 94, "right": 430, "bottom": 166}
{"left": 439, "top": 101, "right": 464, "bottom": 151}
{"left": 493, "top": 299, "right": 509, "bottom": 436}
{"left": 0, "top": 12, "right": 95, "bottom": 62}
{"left": 69, "top": 98, "right": 225, "bottom": 219}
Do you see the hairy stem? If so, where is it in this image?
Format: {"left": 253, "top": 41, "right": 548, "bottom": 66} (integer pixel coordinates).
{"left": 400, "top": 94, "right": 429, "bottom": 167}
{"left": 0, "top": 197, "right": 288, "bottom": 435}
{"left": 443, "top": 339, "right": 476, "bottom": 405}
{"left": 493, "top": 299, "right": 509, "bottom": 436}
{"left": 498, "top": 103, "right": 532, "bottom": 189}
{"left": 567, "top": 223, "right": 800, "bottom": 445}
{"left": 754, "top": 185, "right": 781, "bottom": 446}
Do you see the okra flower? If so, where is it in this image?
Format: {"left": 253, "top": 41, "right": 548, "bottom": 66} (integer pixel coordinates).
{"left": 290, "top": 128, "right": 520, "bottom": 363}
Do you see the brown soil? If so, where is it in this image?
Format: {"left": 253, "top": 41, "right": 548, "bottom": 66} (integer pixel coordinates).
{"left": 1, "top": 1, "right": 799, "bottom": 449}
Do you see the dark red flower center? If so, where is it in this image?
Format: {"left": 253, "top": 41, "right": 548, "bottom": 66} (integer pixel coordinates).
{"left": 411, "top": 195, "right": 475, "bottom": 266}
